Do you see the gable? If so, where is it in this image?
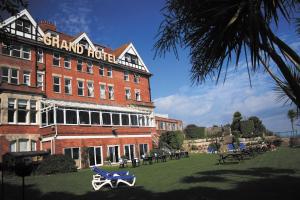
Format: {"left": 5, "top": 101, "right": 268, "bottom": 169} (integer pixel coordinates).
{"left": 0, "top": 9, "right": 44, "bottom": 40}
{"left": 71, "top": 32, "right": 96, "bottom": 51}
{"left": 116, "top": 43, "right": 149, "bottom": 72}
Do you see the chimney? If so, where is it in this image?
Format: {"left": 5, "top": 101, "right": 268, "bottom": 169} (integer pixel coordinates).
{"left": 38, "top": 20, "right": 56, "bottom": 31}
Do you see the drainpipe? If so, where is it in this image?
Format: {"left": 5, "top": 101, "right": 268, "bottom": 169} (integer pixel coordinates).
{"left": 53, "top": 104, "right": 58, "bottom": 154}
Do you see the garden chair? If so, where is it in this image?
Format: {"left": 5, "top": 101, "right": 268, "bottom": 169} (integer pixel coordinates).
{"left": 91, "top": 166, "right": 136, "bottom": 190}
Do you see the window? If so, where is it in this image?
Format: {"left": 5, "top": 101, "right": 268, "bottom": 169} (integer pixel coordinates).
{"left": 91, "top": 112, "right": 100, "bottom": 125}
{"left": 16, "top": 19, "right": 31, "bottom": 33}
{"left": 134, "top": 74, "right": 140, "bottom": 83}
{"left": 30, "top": 100, "right": 37, "bottom": 123}
{"left": 77, "top": 59, "right": 83, "bottom": 71}
{"left": 37, "top": 49, "right": 43, "bottom": 63}
{"left": 87, "top": 61, "right": 93, "bottom": 73}
{"left": 124, "top": 71, "right": 129, "bottom": 81}
{"left": 10, "top": 68, "right": 18, "bottom": 84}
{"left": 56, "top": 109, "right": 64, "bottom": 124}
{"left": 135, "top": 90, "right": 141, "bottom": 101}
{"left": 31, "top": 140, "right": 37, "bottom": 151}
{"left": 77, "top": 80, "right": 84, "bottom": 96}
{"left": 53, "top": 52, "right": 60, "bottom": 66}
{"left": 139, "top": 144, "right": 148, "bottom": 158}
{"left": 121, "top": 114, "right": 129, "bottom": 125}
{"left": 64, "top": 148, "right": 80, "bottom": 160}
{"left": 88, "top": 146, "right": 102, "bottom": 166}
{"left": 1, "top": 67, "right": 18, "bottom": 84}
{"left": 19, "top": 139, "right": 29, "bottom": 152}
{"left": 17, "top": 99, "right": 27, "bottom": 123}
{"left": 102, "top": 113, "right": 111, "bottom": 125}
{"left": 8, "top": 98, "right": 15, "bottom": 123}
{"left": 64, "top": 56, "right": 71, "bottom": 69}
{"left": 99, "top": 65, "right": 104, "bottom": 76}
{"left": 66, "top": 110, "right": 77, "bottom": 124}
{"left": 2, "top": 44, "right": 31, "bottom": 60}
{"left": 23, "top": 71, "right": 30, "bottom": 86}
{"left": 125, "top": 53, "right": 131, "bottom": 63}
{"left": 112, "top": 113, "right": 120, "bottom": 125}
{"left": 107, "top": 66, "right": 112, "bottom": 77}
{"left": 100, "top": 84, "right": 106, "bottom": 99}
{"left": 10, "top": 141, "right": 17, "bottom": 152}
{"left": 53, "top": 76, "right": 61, "bottom": 93}
{"left": 37, "top": 71, "right": 44, "bottom": 90}
{"left": 64, "top": 78, "right": 72, "bottom": 95}
{"left": 108, "top": 85, "right": 114, "bottom": 100}
{"left": 124, "top": 144, "right": 135, "bottom": 160}
{"left": 79, "top": 110, "right": 90, "bottom": 124}
{"left": 1, "top": 67, "right": 9, "bottom": 82}
{"left": 125, "top": 53, "right": 138, "bottom": 65}
{"left": 130, "top": 115, "right": 138, "bottom": 126}
{"left": 125, "top": 88, "right": 131, "bottom": 100}
{"left": 22, "top": 46, "right": 30, "bottom": 60}
{"left": 87, "top": 82, "right": 94, "bottom": 97}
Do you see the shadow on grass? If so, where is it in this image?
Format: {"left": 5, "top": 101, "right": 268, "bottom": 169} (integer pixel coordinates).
{"left": 1, "top": 167, "right": 299, "bottom": 200}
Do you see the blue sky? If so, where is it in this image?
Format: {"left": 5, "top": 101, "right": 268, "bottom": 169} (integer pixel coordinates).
{"left": 28, "top": 0, "right": 300, "bottom": 133}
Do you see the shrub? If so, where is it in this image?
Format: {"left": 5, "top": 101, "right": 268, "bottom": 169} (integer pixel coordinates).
{"left": 36, "top": 154, "right": 77, "bottom": 175}
{"left": 191, "top": 145, "right": 198, "bottom": 150}
{"left": 159, "top": 131, "right": 184, "bottom": 150}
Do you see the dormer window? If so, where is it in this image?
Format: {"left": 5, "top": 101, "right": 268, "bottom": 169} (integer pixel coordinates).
{"left": 79, "top": 39, "right": 89, "bottom": 50}
{"left": 125, "top": 53, "right": 138, "bottom": 65}
{"left": 16, "top": 19, "right": 31, "bottom": 33}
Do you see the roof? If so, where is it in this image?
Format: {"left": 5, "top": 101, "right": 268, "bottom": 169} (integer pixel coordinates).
{"left": 113, "top": 43, "right": 130, "bottom": 57}
{"left": 155, "top": 116, "right": 183, "bottom": 123}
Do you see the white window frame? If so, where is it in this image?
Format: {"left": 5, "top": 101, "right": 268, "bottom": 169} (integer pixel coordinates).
{"left": 53, "top": 52, "right": 60, "bottom": 66}
{"left": 87, "top": 61, "right": 93, "bottom": 74}
{"left": 100, "top": 84, "right": 106, "bottom": 99}
{"left": 134, "top": 74, "right": 140, "bottom": 84}
{"left": 107, "top": 66, "right": 112, "bottom": 77}
{"left": 135, "top": 89, "right": 141, "bottom": 101}
{"left": 108, "top": 85, "right": 114, "bottom": 100}
{"left": 37, "top": 71, "right": 44, "bottom": 90}
{"left": 1, "top": 67, "right": 19, "bottom": 84}
{"left": 37, "top": 49, "right": 43, "bottom": 63}
{"left": 87, "top": 81, "right": 94, "bottom": 97}
{"left": 64, "top": 78, "right": 72, "bottom": 95}
{"left": 99, "top": 65, "right": 104, "bottom": 76}
{"left": 77, "top": 80, "right": 84, "bottom": 96}
{"left": 23, "top": 71, "right": 30, "bottom": 86}
{"left": 53, "top": 76, "right": 61, "bottom": 93}
{"left": 124, "top": 144, "right": 135, "bottom": 160}
{"left": 124, "top": 71, "right": 129, "bottom": 81}
{"left": 64, "top": 56, "right": 71, "bottom": 69}
{"left": 125, "top": 88, "right": 131, "bottom": 100}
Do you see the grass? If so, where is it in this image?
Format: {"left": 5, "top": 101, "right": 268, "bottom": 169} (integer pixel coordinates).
{"left": 2, "top": 147, "right": 300, "bottom": 200}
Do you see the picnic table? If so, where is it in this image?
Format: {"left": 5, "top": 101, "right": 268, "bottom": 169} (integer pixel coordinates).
{"left": 142, "top": 156, "right": 153, "bottom": 165}
{"left": 218, "top": 152, "right": 243, "bottom": 164}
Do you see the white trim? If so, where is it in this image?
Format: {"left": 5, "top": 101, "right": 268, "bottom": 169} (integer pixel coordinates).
{"left": 71, "top": 32, "right": 96, "bottom": 50}
{"left": 117, "top": 43, "right": 149, "bottom": 72}
{"left": 0, "top": 9, "right": 45, "bottom": 37}
{"left": 41, "top": 99, "right": 149, "bottom": 114}
{"left": 41, "top": 134, "right": 151, "bottom": 141}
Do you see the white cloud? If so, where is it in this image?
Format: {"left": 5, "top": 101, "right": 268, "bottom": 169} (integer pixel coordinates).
{"left": 50, "top": 1, "right": 104, "bottom": 36}
{"left": 154, "top": 70, "right": 294, "bottom": 132}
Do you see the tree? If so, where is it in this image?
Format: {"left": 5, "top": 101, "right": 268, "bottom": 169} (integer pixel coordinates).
{"left": 287, "top": 109, "right": 297, "bottom": 135}
{"left": 248, "top": 116, "right": 266, "bottom": 136}
{"left": 159, "top": 131, "right": 184, "bottom": 150}
{"left": 231, "top": 111, "right": 242, "bottom": 134}
{"left": 184, "top": 124, "right": 205, "bottom": 139}
{"left": 240, "top": 120, "right": 255, "bottom": 138}
{"left": 154, "top": 0, "right": 300, "bottom": 108}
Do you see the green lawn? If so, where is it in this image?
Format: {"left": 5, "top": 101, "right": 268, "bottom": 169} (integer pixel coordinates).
{"left": 2, "top": 147, "right": 300, "bottom": 200}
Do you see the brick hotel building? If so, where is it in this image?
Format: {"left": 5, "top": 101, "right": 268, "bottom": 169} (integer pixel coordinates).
{"left": 0, "top": 10, "right": 155, "bottom": 168}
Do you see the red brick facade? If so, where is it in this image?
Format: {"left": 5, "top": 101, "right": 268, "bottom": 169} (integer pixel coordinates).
{"left": 0, "top": 10, "right": 155, "bottom": 167}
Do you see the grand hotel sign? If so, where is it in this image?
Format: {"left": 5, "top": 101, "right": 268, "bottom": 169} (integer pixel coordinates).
{"left": 43, "top": 34, "right": 117, "bottom": 63}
